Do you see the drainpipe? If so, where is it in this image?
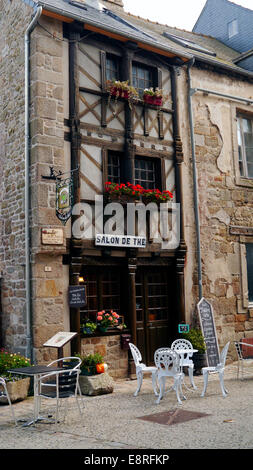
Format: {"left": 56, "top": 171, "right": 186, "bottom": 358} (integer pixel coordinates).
{"left": 187, "top": 58, "right": 203, "bottom": 301}
{"left": 25, "top": 6, "right": 42, "bottom": 361}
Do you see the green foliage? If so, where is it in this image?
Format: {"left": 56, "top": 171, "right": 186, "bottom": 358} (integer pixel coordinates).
{"left": 181, "top": 328, "right": 206, "bottom": 353}
{"left": 81, "top": 321, "right": 97, "bottom": 334}
{"left": 75, "top": 353, "right": 104, "bottom": 374}
{"left": 0, "top": 349, "right": 30, "bottom": 381}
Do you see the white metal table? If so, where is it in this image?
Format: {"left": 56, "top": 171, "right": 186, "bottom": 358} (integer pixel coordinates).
{"left": 173, "top": 348, "right": 198, "bottom": 391}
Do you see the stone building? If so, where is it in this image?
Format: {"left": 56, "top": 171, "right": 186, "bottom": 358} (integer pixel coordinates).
{"left": 0, "top": 0, "right": 253, "bottom": 376}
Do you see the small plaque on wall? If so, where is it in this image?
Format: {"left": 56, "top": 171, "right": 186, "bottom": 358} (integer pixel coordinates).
{"left": 41, "top": 228, "right": 64, "bottom": 245}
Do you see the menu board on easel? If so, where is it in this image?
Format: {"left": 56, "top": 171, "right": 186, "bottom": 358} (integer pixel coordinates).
{"left": 197, "top": 298, "right": 220, "bottom": 367}
{"left": 43, "top": 331, "right": 77, "bottom": 359}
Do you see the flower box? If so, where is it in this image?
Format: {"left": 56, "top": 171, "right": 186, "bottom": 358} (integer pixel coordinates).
{"left": 143, "top": 94, "right": 163, "bottom": 106}
{"left": 111, "top": 87, "right": 129, "bottom": 100}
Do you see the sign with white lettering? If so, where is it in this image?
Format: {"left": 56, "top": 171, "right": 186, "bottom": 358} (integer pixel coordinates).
{"left": 95, "top": 234, "right": 146, "bottom": 248}
{"left": 197, "top": 297, "right": 220, "bottom": 367}
{"left": 68, "top": 286, "right": 87, "bottom": 308}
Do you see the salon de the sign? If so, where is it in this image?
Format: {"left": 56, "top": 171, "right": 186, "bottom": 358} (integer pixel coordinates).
{"left": 95, "top": 234, "right": 146, "bottom": 248}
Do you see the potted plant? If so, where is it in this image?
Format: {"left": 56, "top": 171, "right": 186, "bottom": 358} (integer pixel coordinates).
{"left": 106, "top": 79, "right": 139, "bottom": 109}
{"left": 0, "top": 349, "right": 31, "bottom": 403}
{"left": 81, "top": 321, "right": 97, "bottom": 335}
{"left": 181, "top": 328, "right": 207, "bottom": 375}
{"left": 105, "top": 181, "right": 173, "bottom": 203}
{"left": 143, "top": 87, "right": 167, "bottom": 107}
{"left": 97, "top": 310, "right": 120, "bottom": 332}
{"left": 76, "top": 353, "right": 104, "bottom": 376}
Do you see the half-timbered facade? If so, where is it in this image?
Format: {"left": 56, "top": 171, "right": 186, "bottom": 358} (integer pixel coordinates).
{"left": 1, "top": 0, "right": 253, "bottom": 376}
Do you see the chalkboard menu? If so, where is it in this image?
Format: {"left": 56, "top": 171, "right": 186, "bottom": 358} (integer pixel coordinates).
{"left": 197, "top": 297, "right": 220, "bottom": 367}
{"left": 68, "top": 286, "right": 87, "bottom": 308}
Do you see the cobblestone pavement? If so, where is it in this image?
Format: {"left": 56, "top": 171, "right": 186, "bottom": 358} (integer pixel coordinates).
{"left": 0, "top": 362, "right": 253, "bottom": 452}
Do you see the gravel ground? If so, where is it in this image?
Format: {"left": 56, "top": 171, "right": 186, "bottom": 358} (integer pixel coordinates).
{"left": 0, "top": 362, "right": 253, "bottom": 452}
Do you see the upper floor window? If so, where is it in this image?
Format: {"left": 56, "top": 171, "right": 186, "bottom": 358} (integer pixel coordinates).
{"left": 106, "top": 55, "right": 120, "bottom": 82}
{"left": 228, "top": 19, "right": 238, "bottom": 38}
{"left": 108, "top": 152, "right": 121, "bottom": 184}
{"left": 237, "top": 115, "right": 253, "bottom": 178}
{"left": 134, "top": 157, "right": 161, "bottom": 189}
{"left": 132, "top": 63, "right": 153, "bottom": 97}
{"left": 246, "top": 244, "right": 253, "bottom": 304}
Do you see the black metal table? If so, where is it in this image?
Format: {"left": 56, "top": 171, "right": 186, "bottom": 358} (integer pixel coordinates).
{"left": 8, "top": 365, "right": 64, "bottom": 426}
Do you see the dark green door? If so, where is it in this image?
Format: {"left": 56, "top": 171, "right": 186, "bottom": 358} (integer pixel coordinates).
{"left": 136, "top": 267, "right": 172, "bottom": 365}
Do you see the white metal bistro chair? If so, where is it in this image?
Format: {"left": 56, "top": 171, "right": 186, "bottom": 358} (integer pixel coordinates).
{"left": 171, "top": 338, "right": 197, "bottom": 390}
{"left": 35, "top": 357, "right": 84, "bottom": 425}
{"left": 0, "top": 376, "right": 17, "bottom": 425}
{"left": 129, "top": 343, "right": 158, "bottom": 397}
{"left": 201, "top": 342, "right": 230, "bottom": 398}
{"left": 234, "top": 340, "right": 253, "bottom": 380}
{"left": 154, "top": 348, "right": 186, "bottom": 405}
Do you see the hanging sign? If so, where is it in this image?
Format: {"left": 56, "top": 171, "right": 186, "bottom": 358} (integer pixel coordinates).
{"left": 68, "top": 285, "right": 87, "bottom": 308}
{"left": 197, "top": 297, "right": 220, "bottom": 367}
{"left": 56, "top": 177, "right": 74, "bottom": 225}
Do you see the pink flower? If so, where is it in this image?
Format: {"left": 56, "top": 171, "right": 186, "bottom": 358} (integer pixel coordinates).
{"left": 109, "top": 316, "right": 113, "bottom": 321}
{"left": 97, "top": 316, "right": 102, "bottom": 321}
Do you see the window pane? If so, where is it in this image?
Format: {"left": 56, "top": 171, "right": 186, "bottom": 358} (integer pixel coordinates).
{"left": 246, "top": 244, "right": 253, "bottom": 302}
{"left": 106, "top": 57, "right": 119, "bottom": 82}
{"left": 108, "top": 154, "right": 120, "bottom": 183}
{"left": 132, "top": 63, "right": 152, "bottom": 96}
{"left": 135, "top": 158, "right": 156, "bottom": 189}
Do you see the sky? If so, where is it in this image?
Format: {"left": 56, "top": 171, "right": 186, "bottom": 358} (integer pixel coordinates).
{"left": 123, "top": 0, "right": 253, "bottom": 31}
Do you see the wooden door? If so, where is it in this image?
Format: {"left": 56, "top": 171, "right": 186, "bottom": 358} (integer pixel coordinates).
{"left": 136, "top": 267, "right": 172, "bottom": 365}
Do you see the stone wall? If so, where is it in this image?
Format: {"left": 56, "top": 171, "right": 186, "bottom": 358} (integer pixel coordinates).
{"left": 0, "top": 3, "right": 70, "bottom": 360}
{"left": 0, "top": 0, "right": 34, "bottom": 354}
{"left": 180, "top": 66, "right": 253, "bottom": 358}
{"left": 29, "top": 14, "right": 71, "bottom": 363}
{"left": 81, "top": 335, "right": 129, "bottom": 379}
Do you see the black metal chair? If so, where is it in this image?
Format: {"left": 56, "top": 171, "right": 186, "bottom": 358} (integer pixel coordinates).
{"left": 36, "top": 357, "right": 84, "bottom": 424}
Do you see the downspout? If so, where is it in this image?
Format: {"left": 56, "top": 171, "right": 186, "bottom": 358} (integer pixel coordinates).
{"left": 25, "top": 6, "right": 42, "bottom": 361}
{"left": 187, "top": 58, "right": 203, "bottom": 301}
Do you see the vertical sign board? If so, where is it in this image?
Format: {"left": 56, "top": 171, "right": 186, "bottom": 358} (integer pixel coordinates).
{"left": 68, "top": 286, "right": 87, "bottom": 308}
{"left": 197, "top": 297, "right": 220, "bottom": 367}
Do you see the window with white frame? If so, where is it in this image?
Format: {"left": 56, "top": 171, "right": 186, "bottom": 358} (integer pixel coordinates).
{"left": 246, "top": 244, "right": 253, "bottom": 304}
{"left": 237, "top": 115, "right": 253, "bottom": 178}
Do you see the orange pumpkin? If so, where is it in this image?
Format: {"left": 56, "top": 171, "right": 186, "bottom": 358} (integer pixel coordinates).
{"left": 96, "top": 363, "right": 108, "bottom": 374}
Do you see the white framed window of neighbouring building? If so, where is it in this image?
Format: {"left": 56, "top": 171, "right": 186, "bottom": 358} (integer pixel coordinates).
{"left": 240, "top": 240, "right": 253, "bottom": 309}
{"left": 237, "top": 114, "right": 253, "bottom": 179}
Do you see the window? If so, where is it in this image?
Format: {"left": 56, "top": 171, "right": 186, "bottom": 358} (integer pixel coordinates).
{"left": 163, "top": 32, "right": 216, "bottom": 56}
{"left": 228, "top": 19, "right": 238, "bottom": 38}
{"left": 108, "top": 153, "right": 121, "bottom": 184}
{"left": 132, "top": 63, "right": 153, "bottom": 97}
{"left": 237, "top": 115, "right": 253, "bottom": 178}
{"left": 80, "top": 269, "right": 122, "bottom": 325}
{"left": 106, "top": 55, "right": 120, "bottom": 82}
{"left": 134, "top": 157, "right": 161, "bottom": 189}
{"left": 106, "top": 153, "right": 162, "bottom": 190}
{"left": 246, "top": 244, "right": 253, "bottom": 304}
